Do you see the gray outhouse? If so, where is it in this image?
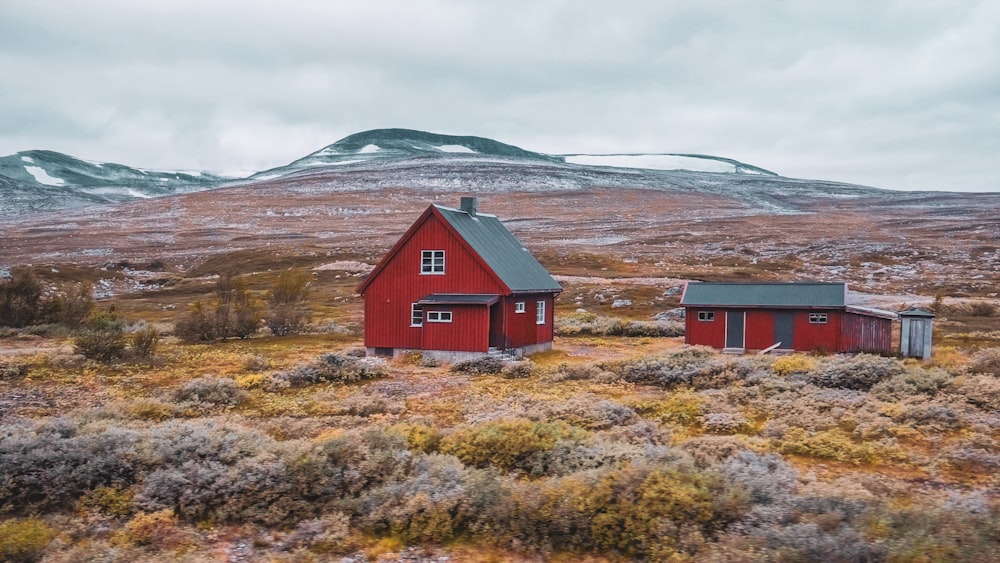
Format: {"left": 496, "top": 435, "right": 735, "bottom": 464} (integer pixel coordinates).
{"left": 900, "top": 309, "right": 935, "bottom": 360}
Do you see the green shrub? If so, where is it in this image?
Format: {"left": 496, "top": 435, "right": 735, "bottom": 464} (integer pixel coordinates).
{"left": 778, "top": 427, "right": 905, "bottom": 465}
{"left": 265, "top": 270, "right": 311, "bottom": 336}
{"left": 129, "top": 326, "right": 159, "bottom": 360}
{"left": 0, "top": 269, "right": 42, "bottom": 328}
{"left": 73, "top": 310, "right": 127, "bottom": 362}
{"left": 439, "top": 419, "right": 587, "bottom": 474}
{"left": 870, "top": 367, "right": 951, "bottom": 400}
{"left": 0, "top": 517, "right": 57, "bottom": 562}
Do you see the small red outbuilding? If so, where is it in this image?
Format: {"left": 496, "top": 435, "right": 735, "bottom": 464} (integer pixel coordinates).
{"left": 357, "top": 197, "right": 562, "bottom": 361}
{"left": 680, "top": 282, "right": 896, "bottom": 354}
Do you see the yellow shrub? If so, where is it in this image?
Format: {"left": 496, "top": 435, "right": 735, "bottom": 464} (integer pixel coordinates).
{"left": 772, "top": 355, "right": 815, "bottom": 377}
{"left": 112, "top": 510, "right": 180, "bottom": 547}
{"left": 778, "top": 427, "right": 906, "bottom": 466}
{"left": 0, "top": 518, "right": 57, "bottom": 562}
{"left": 440, "top": 418, "right": 586, "bottom": 473}
{"left": 389, "top": 423, "right": 442, "bottom": 453}
{"left": 77, "top": 486, "right": 135, "bottom": 519}
{"left": 236, "top": 372, "right": 268, "bottom": 389}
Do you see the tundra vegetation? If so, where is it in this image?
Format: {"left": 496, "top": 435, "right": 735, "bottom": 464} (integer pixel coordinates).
{"left": 0, "top": 261, "right": 998, "bottom": 562}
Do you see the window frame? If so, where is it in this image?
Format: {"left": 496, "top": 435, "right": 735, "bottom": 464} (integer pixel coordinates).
{"left": 420, "top": 250, "right": 445, "bottom": 275}
{"left": 426, "top": 310, "right": 453, "bottom": 323}
{"left": 809, "top": 312, "right": 829, "bottom": 324}
{"left": 536, "top": 300, "right": 546, "bottom": 325}
{"left": 410, "top": 303, "right": 423, "bottom": 327}
{"left": 697, "top": 311, "right": 715, "bottom": 322}
{"left": 515, "top": 301, "right": 525, "bottom": 313}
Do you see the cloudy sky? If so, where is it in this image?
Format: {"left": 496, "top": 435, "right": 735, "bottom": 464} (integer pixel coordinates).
{"left": 1, "top": 1, "right": 997, "bottom": 191}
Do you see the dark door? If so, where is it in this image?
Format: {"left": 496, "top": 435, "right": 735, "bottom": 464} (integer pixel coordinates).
{"left": 774, "top": 312, "right": 794, "bottom": 350}
{"left": 488, "top": 303, "right": 503, "bottom": 348}
{"left": 725, "top": 311, "right": 745, "bottom": 349}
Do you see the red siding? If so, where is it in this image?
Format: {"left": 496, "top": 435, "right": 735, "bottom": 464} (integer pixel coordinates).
{"left": 791, "top": 310, "right": 842, "bottom": 353}
{"left": 840, "top": 313, "right": 893, "bottom": 354}
{"left": 361, "top": 208, "right": 558, "bottom": 353}
{"left": 502, "top": 294, "right": 554, "bottom": 348}
{"left": 744, "top": 310, "right": 777, "bottom": 350}
{"left": 422, "top": 304, "right": 490, "bottom": 352}
{"left": 685, "top": 307, "right": 891, "bottom": 354}
{"left": 363, "top": 213, "right": 506, "bottom": 351}
{"left": 685, "top": 308, "right": 726, "bottom": 348}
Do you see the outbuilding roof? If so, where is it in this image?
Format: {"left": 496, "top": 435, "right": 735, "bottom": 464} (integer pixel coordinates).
{"left": 434, "top": 204, "right": 562, "bottom": 293}
{"left": 680, "top": 282, "right": 847, "bottom": 308}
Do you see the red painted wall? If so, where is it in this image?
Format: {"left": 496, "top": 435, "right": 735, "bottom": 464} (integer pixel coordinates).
{"left": 363, "top": 212, "right": 506, "bottom": 351}
{"left": 686, "top": 307, "right": 891, "bottom": 354}
{"left": 685, "top": 308, "right": 726, "bottom": 348}
{"left": 840, "top": 313, "right": 893, "bottom": 354}
{"left": 502, "top": 294, "right": 555, "bottom": 348}
{"left": 361, "top": 208, "right": 558, "bottom": 353}
{"left": 421, "top": 304, "right": 490, "bottom": 352}
{"left": 744, "top": 310, "right": 777, "bottom": 350}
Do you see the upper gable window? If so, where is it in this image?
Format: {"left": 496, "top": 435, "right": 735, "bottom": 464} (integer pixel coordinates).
{"left": 421, "top": 250, "right": 445, "bottom": 274}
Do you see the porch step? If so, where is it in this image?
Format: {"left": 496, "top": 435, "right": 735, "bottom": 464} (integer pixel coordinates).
{"left": 487, "top": 347, "right": 518, "bottom": 361}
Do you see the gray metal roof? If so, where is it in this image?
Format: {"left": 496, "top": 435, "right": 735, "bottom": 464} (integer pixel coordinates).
{"left": 418, "top": 293, "right": 500, "bottom": 305}
{"left": 899, "top": 308, "right": 935, "bottom": 318}
{"left": 681, "top": 282, "right": 847, "bottom": 308}
{"left": 434, "top": 205, "right": 562, "bottom": 293}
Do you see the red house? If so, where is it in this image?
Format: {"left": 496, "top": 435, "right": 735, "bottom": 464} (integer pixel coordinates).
{"left": 680, "top": 282, "right": 896, "bottom": 354}
{"left": 357, "top": 197, "right": 562, "bottom": 361}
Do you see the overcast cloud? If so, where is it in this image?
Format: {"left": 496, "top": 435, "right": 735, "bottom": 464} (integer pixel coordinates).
{"left": 1, "top": 1, "right": 997, "bottom": 191}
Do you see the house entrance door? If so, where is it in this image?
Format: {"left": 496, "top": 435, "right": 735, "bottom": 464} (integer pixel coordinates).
{"left": 488, "top": 302, "right": 503, "bottom": 348}
{"left": 726, "top": 311, "right": 745, "bottom": 349}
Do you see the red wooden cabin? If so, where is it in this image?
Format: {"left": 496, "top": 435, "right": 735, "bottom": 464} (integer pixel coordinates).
{"left": 680, "top": 282, "right": 896, "bottom": 354}
{"left": 357, "top": 197, "right": 562, "bottom": 361}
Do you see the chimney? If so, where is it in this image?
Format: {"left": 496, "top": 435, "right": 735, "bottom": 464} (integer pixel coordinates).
{"left": 460, "top": 196, "right": 477, "bottom": 217}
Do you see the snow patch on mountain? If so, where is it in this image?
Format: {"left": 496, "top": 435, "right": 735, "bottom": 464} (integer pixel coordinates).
{"left": 436, "top": 144, "right": 476, "bottom": 153}
{"left": 358, "top": 144, "right": 380, "bottom": 154}
{"left": 24, "top": 165, "right": 65, "bottom": 186}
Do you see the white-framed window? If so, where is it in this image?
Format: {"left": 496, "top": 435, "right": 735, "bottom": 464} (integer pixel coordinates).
{"left": 421, "top": 250, "right": 445, "bottom": 274}
{"left": 809, "top": 312, "right": 828, "bottom": 324}
{"left": 697, "top": 311, "right": 715, "bottom": 322}
{"left": 426, "top": 310, "right": 453, "bottom": 323}
{"left": 536, "top": 300, "right": 546, "bottom": 325}
{"left": 410, "top": 303, "right": 423, "bottom": 327}
{"left": 515, "top": 301, "right": 525, "bottom": 313}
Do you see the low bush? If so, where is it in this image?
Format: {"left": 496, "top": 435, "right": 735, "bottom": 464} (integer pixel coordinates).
{"left": 602, "top": 347, "right": 734, "bottom": 388}
{"left": 870, "top": 367, "right": 951, "bottom": 400}
{"left": 112, "top": 509, "right": 183, "bottom": 548}
{"left": 0, "top": 517, "right": 58, "bottom": 562}
{"left": 171, "top": 377, "right": 247, "bottom": 406}
{"left": 545, "top": 362, "right": 616, "bottom": 382}
{"left": 969, "top": 302, "right": 997, "bottom": 317}
{"left": 807, "top": 354, "right": 905, "bottom": 391}
{"left": 450, "top": 356, "right": 503, "bottom": 376}
{"left": 501, "top": 362, "right": 534, "bottom": 379}
{"left": 556, "top": 312, "right": 683, "bottom": 337}
{"left": 73, "top": 311, "right": 127, "bottom": 362}
{"left": 271, "top": 353, "right": 387, "bottom": 388}
{"left": 778, "top": 427, "right": 904, "bottom": 465}
{"left": 771, "top": 355, "right": 815, "bottom": 377}
{"left": 967, "top": 348, "right": 1000, "bottom": 376}
{"left": 129, "top": 326, "right": 159, "bottom": 360}
{"left": 439, "top": 419, "right": 587, "bottom": 474}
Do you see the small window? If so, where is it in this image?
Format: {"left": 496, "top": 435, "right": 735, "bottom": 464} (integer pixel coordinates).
{"left": 410, "top": 303, "right": 423, "bottom": 326}
{"left": 536, "top": 300, "right": 546, "bottom": 325}
{"left": 515, "top": 301, "right": 525, "bottom": 313}
{"left": 421, "top": 250, "right": 445, "bottom": 274}
{"left": 809, "top": 313, "right": 828, "bottom": 324}
{"left": 697, "top": 311, "right": 715, "bottom": 322}
{"left": 426, "top": 310, "right": 453, "bottom": 323}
